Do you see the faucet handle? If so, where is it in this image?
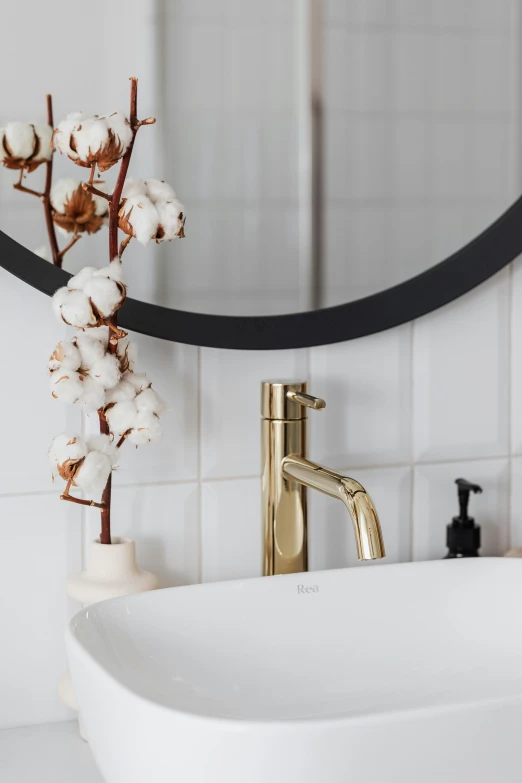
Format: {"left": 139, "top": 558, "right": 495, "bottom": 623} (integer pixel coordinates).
{"left": 286, "top": 390, "right": 326, "bottom": 411}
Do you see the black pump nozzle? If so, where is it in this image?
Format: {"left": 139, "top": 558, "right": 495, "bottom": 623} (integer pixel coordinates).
{"left": 455, "top": 478, "right": 482, "bottom": 522}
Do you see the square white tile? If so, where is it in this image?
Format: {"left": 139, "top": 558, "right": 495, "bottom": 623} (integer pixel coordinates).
{"left": 413, "top": 269, "right": 510, "bottom": 463}
{"left": 413, "top": 459, "right": 510, "bottom": 561}
{"left": 0, "top": 268, "right": 82, "bottom": 496}
{"left": 0, "top": 493, "right": 82, "bottom": 729}
{"left": 310, "top": 325, "right": 412, "bottom": 468}
{"left": 201, "top": 478, "right": 262, "bottom": 582}
{"left": 85, "top": 483, "right": 200, "bottom": 588}
{"left": 308, "top": 465, "right": 412, "bottom": 572}
{"left": 109, "top": 331, "right": 199, "bottom": 486}
{"left": 200, "top": 347, "right": 308, "bottom": 479}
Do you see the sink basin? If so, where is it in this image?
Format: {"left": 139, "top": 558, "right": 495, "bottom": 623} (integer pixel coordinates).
{"left": 67, "top": 558, "right": 522, "bottom": 782}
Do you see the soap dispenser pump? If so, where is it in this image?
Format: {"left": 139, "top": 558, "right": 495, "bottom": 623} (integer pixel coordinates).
{"left": 444, "top": 478, "right": 483, "bottom": 559}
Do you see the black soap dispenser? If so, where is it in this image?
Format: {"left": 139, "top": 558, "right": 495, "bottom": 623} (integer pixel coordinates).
{"left": 444, "top": 478, "right": 483, "bottom": 559}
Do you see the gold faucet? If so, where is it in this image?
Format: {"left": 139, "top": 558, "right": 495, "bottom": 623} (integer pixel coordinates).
{"left": 262, "top": 381, "right": 385, "bottom": 576}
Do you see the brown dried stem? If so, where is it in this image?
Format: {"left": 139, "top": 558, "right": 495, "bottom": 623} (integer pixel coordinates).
{"left": 57, "top": 233, "right": 81, "bottom": 260}
{"left": 60, "top": 480, "right": 106, "bottom": 510}
{"left": 81, "top": 182, "right": 112, "bottom": 202}
{"left": 43, "top": 95, "right": 61, "bottom": 266}
{"left": 98, "top": 77, "right": 154, "bottom": 545}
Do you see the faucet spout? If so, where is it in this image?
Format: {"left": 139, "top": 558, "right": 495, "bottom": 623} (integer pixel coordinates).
{"left": 282, "top": 455, "right": 385, "bottom": 561}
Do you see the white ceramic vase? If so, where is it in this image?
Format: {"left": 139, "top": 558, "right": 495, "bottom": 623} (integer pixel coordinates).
{"left": 59, "top": 537, "right": 159, "bottom": 737}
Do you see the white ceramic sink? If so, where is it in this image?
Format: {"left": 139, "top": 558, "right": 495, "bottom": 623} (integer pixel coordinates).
{"left": 67, "top": 558, "right": 522, "bottom": 783}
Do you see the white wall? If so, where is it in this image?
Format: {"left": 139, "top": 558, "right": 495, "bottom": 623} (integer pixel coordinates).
{"left": 1, "top": 0, "right": 521, "bottom": 730}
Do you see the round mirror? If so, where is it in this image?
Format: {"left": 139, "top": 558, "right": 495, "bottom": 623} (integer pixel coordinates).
{"left": 1, "top": 1, "right": 521, "bottom": 345}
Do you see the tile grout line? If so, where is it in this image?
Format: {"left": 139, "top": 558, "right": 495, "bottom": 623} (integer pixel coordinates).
{"left": 409, "top": 319, "right": 416, "bottom": 562}
{"left": 507, "top": 261, "right": 514, "bottom": 550}
{"left": 196, "top": 346, "right": 203, "bottom": 583}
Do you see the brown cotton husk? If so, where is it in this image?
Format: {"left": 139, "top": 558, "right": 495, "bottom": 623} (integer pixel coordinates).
{"left": 54, "top": 128, "right": 128, "bottom": 173}
{"left": 52, "top": 185, "right": 107, "bottom": 235}
{"left": 56, "top": 456, "right": 85, "bottom": 483}
{"left": 1, "top": 126, "right": 44, "bottom": 172}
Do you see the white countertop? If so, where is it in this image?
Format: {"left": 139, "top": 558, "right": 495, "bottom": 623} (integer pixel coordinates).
{"left": 0, "top": 721, "right": 103, "bottom": 783}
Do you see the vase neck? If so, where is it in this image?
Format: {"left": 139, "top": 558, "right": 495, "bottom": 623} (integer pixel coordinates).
{"left": 88, "top": 538, "right": 139, "bottom": 580}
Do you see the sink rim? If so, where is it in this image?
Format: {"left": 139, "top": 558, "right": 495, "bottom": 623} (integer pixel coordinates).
{"left": 66, "top": 558, "right": 522, "bottom": 729}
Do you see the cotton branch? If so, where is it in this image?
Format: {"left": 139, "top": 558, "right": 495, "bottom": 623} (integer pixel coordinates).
{"left": 98, "top": 77, "right": 155, "bottom": 545}
{"left": 43, "top": 95, "right": 61, "bottom": 266}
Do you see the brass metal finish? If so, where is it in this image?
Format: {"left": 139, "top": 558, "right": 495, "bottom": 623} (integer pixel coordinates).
{"left": 261, "top": 380, "right": 385, "bottom": 576}
{"left": 282, "top": 455, "right": 385, "bottom": 561}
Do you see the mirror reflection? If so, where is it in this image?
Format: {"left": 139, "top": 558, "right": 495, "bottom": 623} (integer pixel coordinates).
{"left": 0, "top": 1, "right": 519, "bottom": 316}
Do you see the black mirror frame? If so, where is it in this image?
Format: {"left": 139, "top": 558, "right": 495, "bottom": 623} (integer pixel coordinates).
{"left": 1, "top": 197, "right": 521, "bottom": 350}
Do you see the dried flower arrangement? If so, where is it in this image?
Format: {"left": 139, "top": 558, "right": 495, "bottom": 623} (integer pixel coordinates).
{"left": 1, "top": 78, "right": 185, "bottom": 544}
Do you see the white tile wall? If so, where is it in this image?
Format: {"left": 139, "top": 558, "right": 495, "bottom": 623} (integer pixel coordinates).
{"left": 1, "top": 0, "right": 522, "bottom": 736}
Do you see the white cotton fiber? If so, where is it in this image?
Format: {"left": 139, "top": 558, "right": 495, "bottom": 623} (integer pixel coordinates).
{"left": 72, "top": 116, "right": 109, "bottom": 163}
{"left": 74, "top": 451, "right": 112, "bottom": 495}
{"left": 75, "top": 376, "right": 105, "bottom": 412}
{"left": 104, "top": 378, "right": 136, "bottom": 404}
{"left": 87, "top": 434, "right": 118, "bottom": 465}
{"left": 120, "top": 195, "right": 158, "bottom": 245}
{"left": 124, "top": 372, "right": 151, "bottom": 393}
{"left": 50, "top": 369, "right": 84, "bottom": 404}
{"left": 105, "top": 400, "right": 138, "bottom": 436}
{"left": 92, "top": 182, "right": 109, "bottom": 216}
{"left": 49, "top": 433, "right": 88, "bottom": 471}
{"left": 4, "top": 122, "right": 35, "bottom": 159}
{"left": 106, "top": 112, "right": 133, "bottom": 149}
{"left": 156, "top": 198, "right": 185, "bottom": 241}
{"left": 53, "top": 112, "right": 84, "bottom": 159}
{"left": 52, "top": 287, "right": 70, "bottom": 321}
{"left": 128, "top": 411, "right": 162, "bottom": 445}
{"left": 94, "top": 260, "right": 124, "bottom": 283}
{"left": 50, "top": 178, "right": 79, "bottom": 213}
{"left": 68, "top": 266, "right": 96, "bottom": 290}
{"left": 55, "top": 289, "right": 96, "bottom": 328}
{"left": 48, "top": 340, "right": 81, "bottom": 372}
{"left": 89, "top": 353, "right": 121, "bottom": 390}
{"left": 135, "top": 387, "right": 167, "bottom": 416}
{"left": 73, "top": 334, "right": 106, "bottom": 368}
{"left": 145, "top": 179, "right": 176, "bottom": 203}
{"left": 122, "top": 178, "right": 146, "bottom": 199}
{"left": 82, "top": 276, "right": 125, "bottom": 318}
{"left": 34, "top": 124, "right": 53, "bottom": 161}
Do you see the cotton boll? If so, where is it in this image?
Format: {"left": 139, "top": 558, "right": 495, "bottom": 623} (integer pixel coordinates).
{"left": 75, "top": 376, "right": 105, "bottom": 412}
{"left": 52, "top": 112, "right": 84, "bottom": 159}
{"left": 104, "top": 378, "right": 136, "bottom": 404}
{"left": 72, "top": 116, "right": 111, "bottom": 163}
{"left": 106, "top": 400, "right": 138, "bottom": 436}
{"left": 86, "top": 434, "right": 118, "bottom": 465}
{"left": 56, "top": 289, "right": 96, "bottom": 328}
{"left": 89, "top": 353, "right": 121, "bottom": 390}
{"left": 74, "top": 451, "right": 112, "bottom": 495}
{"left": 145, "top": 179, "right": 176, "bottom": 203}
{"left": 68, "top": 266, "right": 97, "bottom": 291}
{"left": 122, "top": 178, "right": 146, "bottom": 199}
{"left": 73, "top": 334, "right": 105, "bottom": 369}
{"left": 156, "top": 199, "right": 185, "bottom": 241}
{"left": 135, "top": 387, "right": 168, "bottom": 417}
{"left": 128, "top": 411, "right": 162, "bottom": 445}
{"left": 52, "top": 286, "right": 70, "bottom": 321}
{"left": 124, "top": 372, "right": 151, "bottom": 393}
{"left": 93, "top": 260, "right": 124, "bottom": 283}
{"left": 50, "top": 178, "right": 79, "bottom": 213}
{"left": 49, "top": 433, "right": 88, "bottom": 471}
{"left": 119, "top": 195, "right": 159, "bottom": 245}
{"left": 106, "top": 111, "right": 133, "bottom": 150}
{"left": 82, "top": 276, "right": 125, "bottom": 318}
{"left": 34, "top": 124, "right": 53, "bottom": 161}
{"left": 48, "top": 340, "right": 81, "bottom": 372}
{"left": 50, "top": 369, "right": 84, "bottom": 404}
{"left": 4, "top": 122, "right": 35, "bottom": 159}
